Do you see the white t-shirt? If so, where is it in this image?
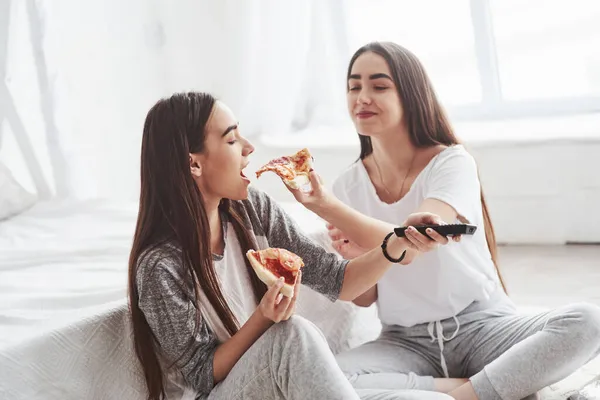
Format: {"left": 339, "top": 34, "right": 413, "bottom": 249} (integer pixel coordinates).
{"left": 332, "top": 145, "right": 500, "bottom": 327}
{"left": 209, "top": 222, "right": 260, "bottom": 340}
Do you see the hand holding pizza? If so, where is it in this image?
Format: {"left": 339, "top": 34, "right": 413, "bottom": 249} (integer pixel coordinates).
{"left": 286, "top": 169, "right": 332, "bottom": 211}
{"left": 257, "top": 269, "right": 301, "bottom": 323}
{"left": 247, "top": 248, "right": 303, "bottom": 323}
{"left": 255, "top": 148, "right": 333, "bottom": 211}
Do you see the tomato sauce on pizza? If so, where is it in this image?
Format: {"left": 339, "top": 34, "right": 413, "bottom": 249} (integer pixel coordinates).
{"left": 264, "top": 258, "right": 296, "bottom": 285}
{"left": 255, "top": 148, "right": 313, "bottom": 183}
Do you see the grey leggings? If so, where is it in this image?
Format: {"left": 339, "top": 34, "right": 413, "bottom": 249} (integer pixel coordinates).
{"left": 336, "top": 290, "right": 600, "bottom": 400}
{"left": 207, "top": 316, "right": 453, "bottom": 400}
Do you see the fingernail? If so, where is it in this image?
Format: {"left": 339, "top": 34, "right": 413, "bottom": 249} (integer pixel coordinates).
{"left": 309, "top": 168, "right": 314, "bottom": 172}
{"left": 343, "top": 239, "right": 349, "bottom": 243}
{"left": 426, "top": 228, "right": 433, "bottom": 233}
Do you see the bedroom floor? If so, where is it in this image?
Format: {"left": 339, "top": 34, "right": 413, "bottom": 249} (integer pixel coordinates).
{"left": 499, "top": 244, "right": 600, "bottom": 308}
{"left": 498, "top": 244, "right": 600, "bottom": 400}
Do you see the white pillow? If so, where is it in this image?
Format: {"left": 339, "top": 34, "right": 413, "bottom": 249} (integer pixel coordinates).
{"left": 0, "top": 160, "right": 37, "bottom": 220}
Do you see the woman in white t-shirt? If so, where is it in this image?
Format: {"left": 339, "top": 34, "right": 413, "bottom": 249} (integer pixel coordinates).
{"left": 287, "top": 42, "right": 600, "bottom": 400}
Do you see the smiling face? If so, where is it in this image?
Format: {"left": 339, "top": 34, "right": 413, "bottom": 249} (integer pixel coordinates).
{"left": 347, "top": 51, "right": 404, "bottom": 137}
{"left": 190, "top": 101, "right": 255, "bottom": 203}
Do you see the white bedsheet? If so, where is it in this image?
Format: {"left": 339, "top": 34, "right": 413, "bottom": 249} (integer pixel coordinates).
{"left": 0, "top": 199, "right": 136, "bottom": 349}
{"left": 0, "top": 200, "right": 140, "bottom": 399}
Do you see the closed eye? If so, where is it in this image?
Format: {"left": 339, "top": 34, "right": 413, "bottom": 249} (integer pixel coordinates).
{"left": 225, "top": 128, "right": 239, "bottom": 145}
{"left": 349, "top": 86, "right": 360, "bottom": 91}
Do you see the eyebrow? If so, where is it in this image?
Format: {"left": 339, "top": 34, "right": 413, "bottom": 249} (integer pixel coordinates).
{"left": 348, "top": 73, "right": 393, "bottom": 81}
{"left": 222, "top": 124, "right": 238, "bottom": 137}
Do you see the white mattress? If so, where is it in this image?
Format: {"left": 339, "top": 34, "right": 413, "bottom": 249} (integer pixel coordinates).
{"left": 0, "top": 199, "right": 137, "bottom": 349}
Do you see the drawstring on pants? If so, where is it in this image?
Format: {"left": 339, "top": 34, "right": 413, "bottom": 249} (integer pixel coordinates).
{"left": 427, "top": 316, "right": 461, "bottom": 378}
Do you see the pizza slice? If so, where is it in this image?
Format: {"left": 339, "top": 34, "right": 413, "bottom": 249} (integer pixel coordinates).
{"left": 255, "top": 148, "right": 313, "bottom": 189}
{"left": 246, "top": 248, "right": 304, "bottom": 297}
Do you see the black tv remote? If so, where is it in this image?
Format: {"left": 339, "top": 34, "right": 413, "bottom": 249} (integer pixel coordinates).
{"left": 394, "top": 224, "right": 477, "bottom": 238}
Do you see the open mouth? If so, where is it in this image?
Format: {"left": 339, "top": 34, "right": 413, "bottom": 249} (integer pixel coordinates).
{"left": 240, "top": 165, "right": 250, "bottom": 180}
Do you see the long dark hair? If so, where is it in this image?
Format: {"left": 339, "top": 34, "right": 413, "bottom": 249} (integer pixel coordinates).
{"left": 348, "top": 42, "right": 506, "bottom": 292}
{"left": 127, "top": 92, "right": 267, "bottom": 400}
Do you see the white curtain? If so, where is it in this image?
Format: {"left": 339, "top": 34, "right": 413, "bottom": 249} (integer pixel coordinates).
{"left": 0, "top": 0, "right": 351, "bottom": 200}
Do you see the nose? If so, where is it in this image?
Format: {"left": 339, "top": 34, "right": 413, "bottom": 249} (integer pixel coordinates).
{"left": 243, "top": 139, "right": 255, "bottom": 156}
{"left": 356, "top": 88, "right": 371, "bottom": 105}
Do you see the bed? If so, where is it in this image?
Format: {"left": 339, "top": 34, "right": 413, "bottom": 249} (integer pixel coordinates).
{"left": 0, "top": 198, "right": 145, "bottom": 399}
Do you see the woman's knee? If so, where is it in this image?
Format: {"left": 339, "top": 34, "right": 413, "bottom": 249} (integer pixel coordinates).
{"left": 277, "top": 315, "right": 320, "bottom": 332}
{"left": 552, "top": 302, "right": 600, "bottom": 341}
{"left": 573, "top": 303, "right": 600, "bottom": 340}
{"left": 268, "top": 315, "right": 328, "bottom": 344}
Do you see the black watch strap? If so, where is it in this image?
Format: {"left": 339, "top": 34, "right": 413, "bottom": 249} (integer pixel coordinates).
{"left": 381, "top": 231, "right": 407, "bottom": 263}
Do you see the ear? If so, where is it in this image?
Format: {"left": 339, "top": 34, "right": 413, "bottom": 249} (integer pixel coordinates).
{"left": 189, "top": 154, "right": 202, "bottom": 177}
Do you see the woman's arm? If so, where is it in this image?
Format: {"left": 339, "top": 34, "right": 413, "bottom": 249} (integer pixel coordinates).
{"left": 214, "top": 275, "right": 300, "bottom": 383}
{"left": 313, "top": 194, "right": 397, "bottom": 250}
{"left": 328, "top": 199, "right": 458, "bottom": 305}
{"left": 338, "top": 232, "right": 409, "bottom": 301}
{"left": 336, "top": 210, "right": 456, "bottom": 301}
{"left": 213, "top": 310, "right": 273, "bottom": 382}
{"left": 248, "top": 188, "right": 449, "bottom": 303}
{"left": 350, "top": 282, "right": 377, "bottom": 307}
{"left": 290, "top": 172, "right": 457, "bottom": 265}
{"left": 415, "top": 198, "right": 459, "bottom": 223}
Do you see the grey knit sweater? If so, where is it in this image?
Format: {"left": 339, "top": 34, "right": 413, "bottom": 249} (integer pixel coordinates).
{"left": 135, "top": 187, "right": 348, "bottom": 397}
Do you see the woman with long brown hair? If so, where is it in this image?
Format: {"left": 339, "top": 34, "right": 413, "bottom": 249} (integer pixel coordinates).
{"left": 288, "top": 42, "right": 600, "bottom": 400}
{"left": 128, "top": 92, "right": 457, "bottom": 400}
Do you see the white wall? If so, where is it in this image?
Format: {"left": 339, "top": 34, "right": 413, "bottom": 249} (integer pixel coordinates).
{"left": 6, "top": 111, "right": 599, "bottom": 244}
{"left": 251, "top": 117, "right": 600, "bottom": 245}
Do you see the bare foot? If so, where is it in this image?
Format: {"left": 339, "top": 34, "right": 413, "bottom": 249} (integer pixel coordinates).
{"left": 434, "top": 378, "right": 470, "bottom": 393}
{"left": 448, "top": 381, "right": 479, "bottom": 400}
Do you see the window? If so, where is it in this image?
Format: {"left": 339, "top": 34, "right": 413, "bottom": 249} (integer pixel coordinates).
{"left": 346, "top": 0, "right": 481, "bottom": 107}
{"left": 491, "top": 0, "right": 600, "bottom": 101}
{"left": 346, "top": 0, "right": 600, "bottom": 120}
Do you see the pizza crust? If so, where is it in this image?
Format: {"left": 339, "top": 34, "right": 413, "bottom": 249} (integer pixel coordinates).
{"left": 246, "top": 250, "right": 295, "bottom": 297}
{"left": 255, "top": 148, "right": 313, "bottom": 190}
{"left": 283, "top": 173, "right": 310, "bottom": 190}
